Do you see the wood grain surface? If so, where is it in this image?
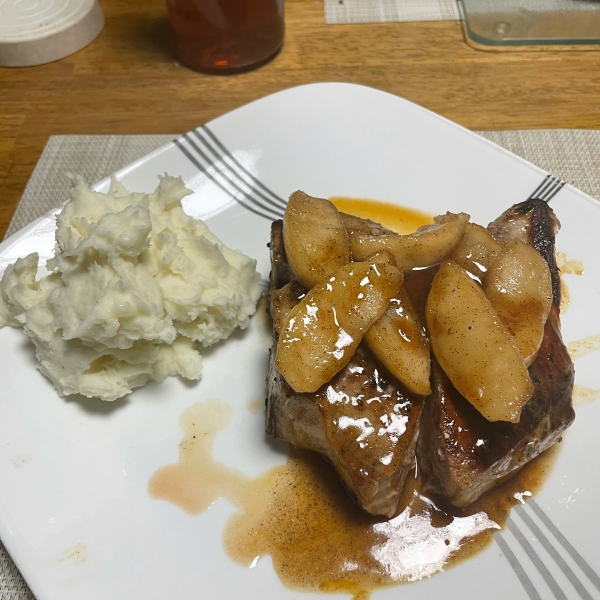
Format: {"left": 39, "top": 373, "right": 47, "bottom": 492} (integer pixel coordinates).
{"left": 1, "top": 0, "right": 600, "bottom": 238}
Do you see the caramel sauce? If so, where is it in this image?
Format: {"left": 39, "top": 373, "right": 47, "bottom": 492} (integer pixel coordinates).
{"left": 330, "top": 197, "right": 433, "bottom": 235}
{"left": 568, "top": 333, "right": 600, "bottom": 406}
{"left": 573, "top": 385, "right": 600, "bottom": 408}
{"left": 149, "top": 199, "right": 564, "bottom": 597}
{"left": 556, "top": 252, "right": 585, "bottom": 276}
{"left": 561, "top": 282, "right": 571, "bottom": 313}
{"left": 255, "top": 295, "right": 272, "bottom": 345}
{"left": 149, "top": 400, "right": 248, "bottom": 514}
{"left": 149, "top": 400, "right": 558, "bottom": 599}
{"left": 567, "top": 333, "right": 600, "bottom": 361}
{"left": 556, "top": 252, "right": 584, "bottom": 313}
{"left": 246, "top": 395, "right": 265, "bottom": 414}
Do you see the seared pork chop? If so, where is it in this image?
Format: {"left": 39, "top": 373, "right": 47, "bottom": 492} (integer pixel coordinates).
{"left": 419, "top": 199, "right": 575, "bottom": 507}
{"left": 267, "top": 220, "right": 424, "bottom": 518}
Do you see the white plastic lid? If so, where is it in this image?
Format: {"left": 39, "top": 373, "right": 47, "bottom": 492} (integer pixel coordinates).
{"left": 0, "top": 0, "right": 104, "bottom": 67}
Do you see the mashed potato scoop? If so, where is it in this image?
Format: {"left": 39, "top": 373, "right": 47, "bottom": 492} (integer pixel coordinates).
{"left": 0, "top": 175, "right": 262, "bottom": 401}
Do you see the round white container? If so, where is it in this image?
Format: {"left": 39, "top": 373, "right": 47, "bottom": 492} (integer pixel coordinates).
{"left": 0, "top": 0, "right": 104, "bottom": 67}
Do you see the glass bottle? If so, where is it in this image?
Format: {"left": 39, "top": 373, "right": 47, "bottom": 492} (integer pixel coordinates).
{"left": 166, "top": 0, "right": 284, "bottom": 73}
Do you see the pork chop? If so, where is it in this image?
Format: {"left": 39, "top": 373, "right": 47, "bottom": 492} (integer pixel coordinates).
{"left": 418, "top": 199, "right": 575, "bottom": 507}
{"left": 266, "top": 219, "right": 424, "bottom": 518}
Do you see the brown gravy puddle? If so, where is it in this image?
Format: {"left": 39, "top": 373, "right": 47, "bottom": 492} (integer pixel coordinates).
{"left": 149, "top": 400, "right": 558, "bottom": 599}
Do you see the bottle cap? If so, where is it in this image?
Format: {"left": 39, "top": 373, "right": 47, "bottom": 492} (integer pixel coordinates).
{"left": 0, "top": 0, "right": 104, "bottom": 67}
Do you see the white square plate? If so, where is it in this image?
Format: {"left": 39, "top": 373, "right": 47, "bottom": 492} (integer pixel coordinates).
{"left": 1, "top": 83, "right": 599, "bottom": 600}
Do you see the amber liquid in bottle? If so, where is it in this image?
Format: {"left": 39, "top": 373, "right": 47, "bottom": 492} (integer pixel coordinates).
{"left": 166, "top": 0, "right": 284, "bottom": 73}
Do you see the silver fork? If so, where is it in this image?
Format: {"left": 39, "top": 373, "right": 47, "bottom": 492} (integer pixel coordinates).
{"left": 528, "top": 173, "right": 566, "bottom": 202}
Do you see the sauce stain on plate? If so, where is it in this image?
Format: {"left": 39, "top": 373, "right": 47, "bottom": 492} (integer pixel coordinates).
{"left": 246, "top": 396, "right": 264, "bottom": 414}
{"left": 573, "top": 385, "right": 600, "bottom": 407}
{"left": 556, "top": 252, "right": 584, "bottom": 313}
{"left": 148, "top": 399, "right": 249, "bottom": 514}
{"left": 149, "top": 400, "right": 558, "bottom": 599}
{"left": 255, "top": 295, "right": 273, "bottom": 345}
{"left": 568, "top": 333, "right": 600, "bottom": 361}
{"left": 556, "top": 252, "right": 584, "bottom": 276}
{"left": 12, "top": 454, "right": 29, "bottom": 468}
{"left": 58, "top": 543, "right": 88, "bottom": 565}
{"left": 329, "top": 197, "right": 432, "bottom": 234}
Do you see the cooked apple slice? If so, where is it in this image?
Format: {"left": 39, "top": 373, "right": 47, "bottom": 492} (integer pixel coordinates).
{"left": 364, "top": 288, "right": 431, "bottom": 395}
{"left": 269, "top": 280, "right": 307, "bottom": 336}
{"left": 483, "top": 239, "right": 553, "bottom": 366}
{"left": 449, "top": 223, "right": 502, "bottom": 278}
{"left": 340, "top": 212, "right": 391, "bottom": 239}
{"left": 363, "top": 249, "right": 397, "bottom": 267}
{"left": 426, "top": 261, "right": 534, "bottom": 423}
{"left": 351, "top": 212, "right": 469, "bottom": 271}
{"left": 283, "top": 191, "right": 350, "bottom": 289}
{"left": 276, "top": 262, "right": 402, "bottom": 393}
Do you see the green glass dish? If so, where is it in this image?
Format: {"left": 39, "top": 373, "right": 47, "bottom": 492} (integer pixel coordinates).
{"left": 460, "top": 0, "right": 600, "bottom": 46}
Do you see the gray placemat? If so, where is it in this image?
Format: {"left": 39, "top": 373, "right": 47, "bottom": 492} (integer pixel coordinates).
{"left": 480, "top": 129, "right": 600, "bottom": 201}
{"left": 5, "top": 135, "right": 177, "bottom": 239}
{"left": 323, "top": 0, "right": 597, "bottom": 25}
{"left": 1, "top": 128, "right": 600, "bottom": 599}
{"left": 324, "top": 0, "right": 460, "bottom": 24}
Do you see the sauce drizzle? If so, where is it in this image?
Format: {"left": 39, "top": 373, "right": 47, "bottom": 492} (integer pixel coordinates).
{"left": 556, "top": 252, "right": 585, "bottom": 313}
{"left": 149, "top": 400, "right": 558, "bottom": 599}
{"left": 573, "top": 385, "right": 600, "bottom": 408}
{"left": 568, "top": 333, "right": 600, "bottom": 361}
{"left": 330, "top": 197, "right": 432, "bottom": 235}
{"left": 556, "top": 252, "right": 584, "bottom": 276}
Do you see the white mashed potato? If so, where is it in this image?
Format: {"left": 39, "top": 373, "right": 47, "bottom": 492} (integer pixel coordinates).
{"left": 0, "top": 175, "right": 262, "bottom": 401}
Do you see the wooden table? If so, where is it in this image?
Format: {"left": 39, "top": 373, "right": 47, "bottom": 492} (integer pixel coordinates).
{"left": 1, "top": 0, "right": 600, "bottom": 239}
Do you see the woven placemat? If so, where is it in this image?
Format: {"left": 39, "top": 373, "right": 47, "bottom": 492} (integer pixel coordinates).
{"left": 323, "top": 0, "right": 598, "bottom": 25}
{"left": 1, "top": 129, "right": 600, "bottom": 599}
{"left": 324, "top": 0, "right": 460, "bottom": 24}
{"left": 480, "top": 129, "right": 600, "bottom": 201}
{"left": 5, "top": 135, "right": 177, "bottom": 239}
